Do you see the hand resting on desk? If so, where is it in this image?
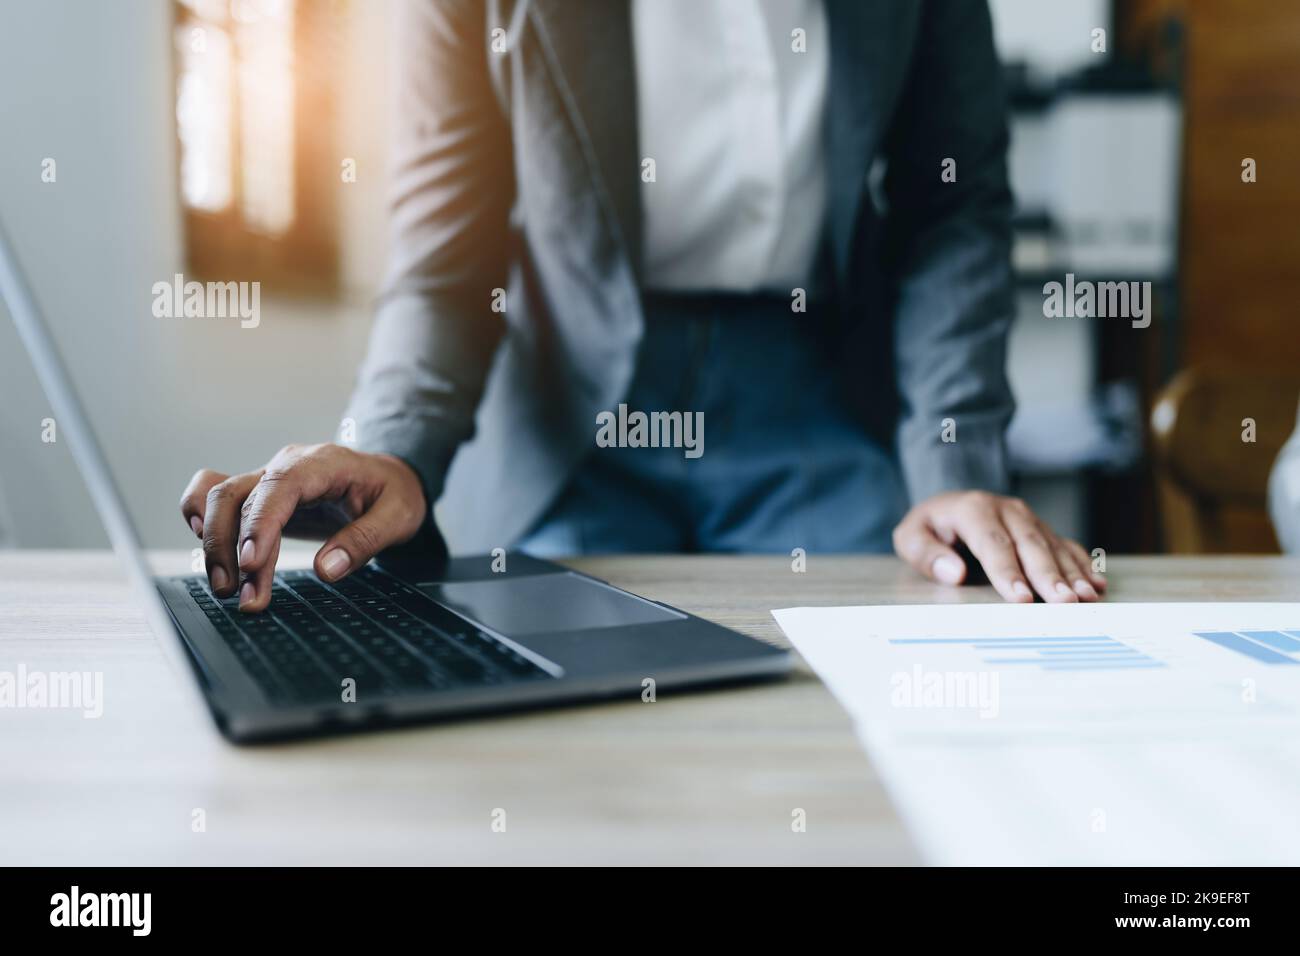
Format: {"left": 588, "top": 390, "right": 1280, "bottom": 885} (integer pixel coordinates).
{"left": 892, "top": 491, "right": 1107, "bottom": 604}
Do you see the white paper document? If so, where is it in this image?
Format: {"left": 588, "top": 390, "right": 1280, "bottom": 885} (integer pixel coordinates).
{"left": 772, "top": 602, "right": 1300, "bottom": 865}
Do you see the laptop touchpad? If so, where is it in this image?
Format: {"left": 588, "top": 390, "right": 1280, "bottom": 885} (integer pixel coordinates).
{"left": 419, "top": 572, "right": 684, "bottom": 636}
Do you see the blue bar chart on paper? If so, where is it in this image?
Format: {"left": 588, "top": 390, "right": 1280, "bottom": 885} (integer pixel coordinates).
{"left": 775, "top": 602, "right": 1300, "bottom": 866}
{"left": 1193, "top": 630, "right": 1300, "bottom": 665}
{"left": 888, "top": 635, "right": 1164, "bottom": 671}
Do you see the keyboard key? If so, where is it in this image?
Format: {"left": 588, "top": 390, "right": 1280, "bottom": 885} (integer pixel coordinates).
{"left": 181, "top": 570, "right": 554, "bottom": 704}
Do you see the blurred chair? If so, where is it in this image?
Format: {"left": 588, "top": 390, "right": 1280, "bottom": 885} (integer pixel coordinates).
{"left": 1150, "top": 369, "right": 1300, "bottom": 552}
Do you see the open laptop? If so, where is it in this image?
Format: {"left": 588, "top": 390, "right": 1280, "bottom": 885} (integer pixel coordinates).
{"left": 0, "top": 220, "right": 791, "bottom": 742}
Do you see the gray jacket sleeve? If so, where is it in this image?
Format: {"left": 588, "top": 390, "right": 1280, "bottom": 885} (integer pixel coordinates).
{"left": 1269, "top": 406, "right": 1300, "bottom": 553}
{"left": 343, "top": 0, "right": 510, "bottom": 522}
{"left": 883, "top": 0, "right": 1016, "bottom": 503}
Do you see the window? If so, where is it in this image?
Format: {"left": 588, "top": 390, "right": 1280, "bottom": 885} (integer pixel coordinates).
{"left": 173, "top": 0, "right": 341, "bottom": 294}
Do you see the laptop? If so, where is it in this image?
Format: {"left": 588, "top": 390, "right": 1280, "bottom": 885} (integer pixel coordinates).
{"left": 0, "top": 220, "right": 791, "bottom": 742}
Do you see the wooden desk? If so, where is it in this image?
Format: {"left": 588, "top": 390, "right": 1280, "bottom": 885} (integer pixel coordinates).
{"left": 3, "top": 552, "right": 1299, "bottom": 865}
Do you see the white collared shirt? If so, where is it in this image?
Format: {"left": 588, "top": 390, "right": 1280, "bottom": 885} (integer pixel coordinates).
{"left": 632, "top": 0, "right": 830, "bottom": 293}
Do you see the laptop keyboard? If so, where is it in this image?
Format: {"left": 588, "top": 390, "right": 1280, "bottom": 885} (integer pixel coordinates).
{"left": 182, "top": 567, "right": 554, "bottom": 705}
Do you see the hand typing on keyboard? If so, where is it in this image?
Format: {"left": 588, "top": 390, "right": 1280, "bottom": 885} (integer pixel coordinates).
{"left": 179, "top": 444, "right": 428, "bottom": 614}
{"left": 184, "top": 567, "right": 551, "bottom": 703}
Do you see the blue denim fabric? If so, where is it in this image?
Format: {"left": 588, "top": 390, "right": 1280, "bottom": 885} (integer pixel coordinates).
{"left": 518, "top": 292, "right": 907, "bottom": 555}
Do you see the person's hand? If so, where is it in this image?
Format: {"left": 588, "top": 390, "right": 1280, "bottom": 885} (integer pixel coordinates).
{"left": 892, "top": 491, "right": 1107, "bottom": 603}
{"left": 179, "top": 444, "right": 427, "bottom": 613}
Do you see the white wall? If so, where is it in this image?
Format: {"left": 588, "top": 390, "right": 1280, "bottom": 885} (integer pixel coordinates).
{"left": 0, "top": 0, "right": 393, "bottom": 549}
{"left": 988, "top": 0, "right": 1111, "bottom": 76}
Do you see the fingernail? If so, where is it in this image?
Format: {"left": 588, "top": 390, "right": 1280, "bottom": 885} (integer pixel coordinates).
{"left": 189, "top": 516, "right": 203, "bottom": 538}
{"left": 1074, "top": 579, "right": 1098, "bottom": 599}
{"left": 211, "top": 566, "right": 229, "bottom": 592}
{"left": 239, "top": 538, "right": 256, "bottom": 568}
{"left": 1012, "top": 580, "right": 1032, "bottom": 600}
{"left": 320, "top": 548, "right": 350, "bottom": 580}
{"left": 932, "top": 555, "right": 964, "bottom": 584}
{"left": 239, "top": 581, "right": 256, "bottom": 610}
{"left": 1055, "top": 581, "right": 1078, "bottom": 601}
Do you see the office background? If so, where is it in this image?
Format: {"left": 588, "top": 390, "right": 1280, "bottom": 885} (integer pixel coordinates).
{"left": 0, "top": 0, "right": 1296, "bottom": 554}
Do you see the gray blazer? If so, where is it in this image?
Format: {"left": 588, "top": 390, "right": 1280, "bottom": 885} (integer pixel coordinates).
{"left": 345, "top": 0, "right": 1016, "bottom": 555}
